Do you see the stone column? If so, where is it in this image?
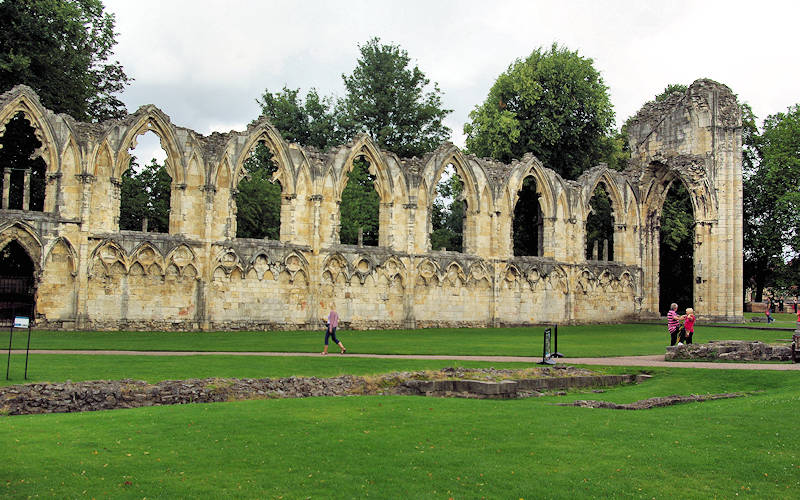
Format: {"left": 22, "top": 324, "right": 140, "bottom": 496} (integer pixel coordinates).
{"left": 2, "top": 168, "right": 10, "bottom": 209}
{"left": 22, "top": 168, "right": 31, "bottom": 210}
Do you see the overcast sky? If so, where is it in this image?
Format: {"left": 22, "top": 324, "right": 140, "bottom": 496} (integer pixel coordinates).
{"left": 104, "top": 0, "right": 800, "bottom": 163}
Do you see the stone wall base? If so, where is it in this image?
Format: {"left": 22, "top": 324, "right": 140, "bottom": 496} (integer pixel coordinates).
{"left": 666, "top": 340, "right": 792, "bottom": 362}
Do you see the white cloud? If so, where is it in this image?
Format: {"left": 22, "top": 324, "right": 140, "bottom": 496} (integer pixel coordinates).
{"left": 105, "top": 0, "right": 800, "bottom": 143}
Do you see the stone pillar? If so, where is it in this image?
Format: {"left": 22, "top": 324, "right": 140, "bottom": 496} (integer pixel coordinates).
{"left": 2, "top": 168, "right": 10, "bottom": 209}
{"left": 592, "top": 240, "right": 599, "bottom": 260}
{"left": 22, "top": 168, "right": 31, "bottom": 210}
{"left": 602, "top": 239, "right": 608, "bottom": 261}
{"left": 536, "top": 205, "right": 544, "bottom": 257}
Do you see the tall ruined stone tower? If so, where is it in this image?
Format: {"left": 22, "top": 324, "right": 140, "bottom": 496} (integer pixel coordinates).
{"left": 627, "top": 79, "right": 743, "bottom": 321}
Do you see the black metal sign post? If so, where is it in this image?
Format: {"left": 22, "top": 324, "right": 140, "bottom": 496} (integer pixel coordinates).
{"left": 23, "top": 304, "right": 33, "bottom": 379}
{"left": 5, "top": 315, "right": 13, "bottom": 380}
{"left": 538, "top": 327, "right": 556, "bottom": 365}
{"left": 552, "top": 324, "right": 564, "bottom": 358}
{"left": 6, "top": 308, "right": 32, "bottom": 380}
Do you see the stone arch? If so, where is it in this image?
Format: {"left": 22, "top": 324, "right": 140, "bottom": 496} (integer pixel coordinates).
{"left": 130, "top": 242, "right": 166, "bottom": 271}
{"left": 0, "top": 221, "right": 43, "bottom": 274}
{"left": 443, "top": 261, "right": 467, "bottom": 285}
{"left": 422, "top": 146, "right": 483, "bottom": 213}
{"left": 90, "top": 239, "right": 128, "bottom": 274}
{"left": 231, "top": 120, "right": 293, "bottom": 191}
{"left": 322, "top": 252, "right": 351, "bottom": 282}
{"left": 331, "top": 134, "right": 393, "bottom": 202}
{"left": 113, "top": 108, "right": 184, "bottom": 183}
{"left": 422, "top": 146, "right": 485, "bottom": 254}
{"left": 166, "top": 244, "right": 196, "bottom": 268}
{"left": 0, "top": 88, "right": 60, "bottom": 176}
{"left": 92, "top": 142, "right": 114, "bottom": 178}
{"left": 43, "top": 237, "right": 78, "bottom": 276}
{"left": 505, "top": 158, "right": 557, "bottom": 220}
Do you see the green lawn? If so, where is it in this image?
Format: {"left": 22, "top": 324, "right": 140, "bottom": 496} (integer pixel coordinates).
{"left": 3, "top": 368, "right": 798, "bottom": 498}
{"left": 6, "top": 323, "right": 793, "bottom": 358}
{"left": 2, "top": 324, "right": 798, "bottom": 498}
{"left": 0, "top": 354, "right": 535, "bottom": 387}
{"left": 741, "top": 311, "right": 799, "bottom": 328}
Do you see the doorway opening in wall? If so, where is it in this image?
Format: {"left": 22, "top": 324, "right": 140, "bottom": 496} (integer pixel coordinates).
{"left": 430, "top": 163, "right": 464, "bottom": 252}
{"left": 585, "top": 183, "right": 614, "bottom": 261}
{"left": 236, "top": 140, "right": 281, "bottom": 239}
{"left": 340, "top": 155, "right": 379, "bottom": 246}
{"left": 0, "top": 112, "right": 46, "bottom": 211}
{"left": 119, "top": 130, "right": 171, "bottom": 233}
{"left": 659, "top": 180, "right": 694, "bottom": 315}
{"left": 513, "top": 176, "right": 542, "bottom": 256}
{"left": 0, "top": 240, "right": 36, "bottom": 325}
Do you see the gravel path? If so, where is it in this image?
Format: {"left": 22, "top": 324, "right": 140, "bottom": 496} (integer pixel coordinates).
{"left": 10, "top": 350, "right": 800, "bottom": 370}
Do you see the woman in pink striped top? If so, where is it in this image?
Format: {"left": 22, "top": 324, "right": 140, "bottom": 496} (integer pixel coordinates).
{"left": 322, "top": 304, "right": 346, "bottom": 355}
{"left": 667, "top": 303, "right": 684, "bottom": 346}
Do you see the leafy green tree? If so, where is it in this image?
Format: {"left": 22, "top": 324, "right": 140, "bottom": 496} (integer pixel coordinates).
{"left": 257, "top": 87, "right": 342, "bottom": 151}
{"left": 236, "top": 142, "right": 281, "bottom": 240}
{"left": 744, "top": 104, "right": 800, "bottom": 300}
{"left": 339, "top": 158, "right": 379, "bottom": 246}
{"left": 340, "top": 37, "right": 452, "bottom": 158}
{"left": 0, "top": 0, "right": 131, "bottom": 121}
{"left": 0, "top": 113, "right": 46, "bottom": 211}
{"left": 252, "top": 38, "right": 453, "bottom": 246}
{"left": 430, "top": 170, "right": 464, "bottom": 252}
{"left": 464, "top": 43, "right": 615, "bottom": 180}
{"left": 119, "top": 158, "right": 171, "bottom": 233}
{"left": 655, "top": 84, "right": 688, "bottom": 102}
{"left": 585, "top": 184, "right": 614, "bottom": 260}
{"left": 659, "top": 181, "right": 694, "bottom": 314}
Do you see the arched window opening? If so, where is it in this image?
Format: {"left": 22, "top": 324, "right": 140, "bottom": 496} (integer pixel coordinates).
{"left": 659, "top": 180, "right": 694, "bottom": 315}
{"left": 513, "top": 176, "right": 543, "bottom": 257}
{"left": 430, "top": 163, "right": 464, "bottom": 252}
{"left": 0, "top": 240, "right": 36, "bottom": 323}
{"left": 585, "top": 183, "right": 614, "bottom": 260}
{"left": 119, "top": 131, "right": 171, "bottom": 233}
{"left": 340, "top": 156, "right": 379, "bottom": 246}
{"left": 236, "top": 141, "right": 281, "bottom": 239}
{"left": 0, "top": 113, "right": 46, "bottom": 211}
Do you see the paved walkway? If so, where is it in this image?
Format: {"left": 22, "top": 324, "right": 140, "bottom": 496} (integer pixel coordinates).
{"left": 11, "top": 350, "right": 800, "bottom": 370}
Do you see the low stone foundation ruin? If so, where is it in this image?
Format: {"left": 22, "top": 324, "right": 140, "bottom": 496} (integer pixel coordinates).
{"left": 0, "top": 367, "right": 643, "bottom": 415}
{"left": 665, "top": 340, "right": 793, "bottom": 362}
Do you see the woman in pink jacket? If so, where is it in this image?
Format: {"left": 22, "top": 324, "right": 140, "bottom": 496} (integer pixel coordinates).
{"left": 322, "top": 305, "right": 347, "bottom": 355}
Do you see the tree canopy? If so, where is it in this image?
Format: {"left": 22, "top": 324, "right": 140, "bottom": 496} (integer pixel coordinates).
{"left": 0, "top": 0, "right": 131, "bottom": 121}
{"left": 235, "top": 142, "right": 281, "bottom": 240}
{"left": 430, "top": 168, "right": 464, "bottom": 252}
{"left": 744, "top": 104, "right": 800, "bottom": 299}
{"left": 256, "top": 87, "right": 343, "bottom": 151}
{"left": 464, "top": 43, "right": 615, "bottom": 180}
{"left": 248, "top": 38, "right": 452, "bottom": 244}
{"left": 119, "top": 158, "right": 171, "bottom": 233}
{"left": 339, "top": 37, "right": 452, "bottom": 158}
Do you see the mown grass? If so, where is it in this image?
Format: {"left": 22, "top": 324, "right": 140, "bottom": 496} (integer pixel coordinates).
{"left": 740, "top": 311, "right": 799, "bottom": 328}
{"left": 6, "top": 322, "right": 793, "bottom": 358}
{"left": 0, "top": 354, "right": 534, "bottom": 387}
{"left": 3, "top": 368, "right": 798, "bottom": 498}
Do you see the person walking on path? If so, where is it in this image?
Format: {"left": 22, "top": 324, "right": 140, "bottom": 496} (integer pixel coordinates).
{"left": 322, "top": 304, "right": 346, "bottom": 355}
{"left": 667, "top": 303, "right": 683, "bottom": 346}
{"left": 681, "top": 307, "right": 696, "bottom": 344}
{"left": 765, "top": 297, "right": 774, "bottom": 323}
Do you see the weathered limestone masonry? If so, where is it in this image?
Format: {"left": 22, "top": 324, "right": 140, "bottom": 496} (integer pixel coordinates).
{"left": 0, "top": 79, "right": 743, "bottom": 330}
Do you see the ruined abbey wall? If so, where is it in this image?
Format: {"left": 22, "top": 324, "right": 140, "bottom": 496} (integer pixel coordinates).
{"left": 0, "top": 79, "right": 744, "bottom": 330}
